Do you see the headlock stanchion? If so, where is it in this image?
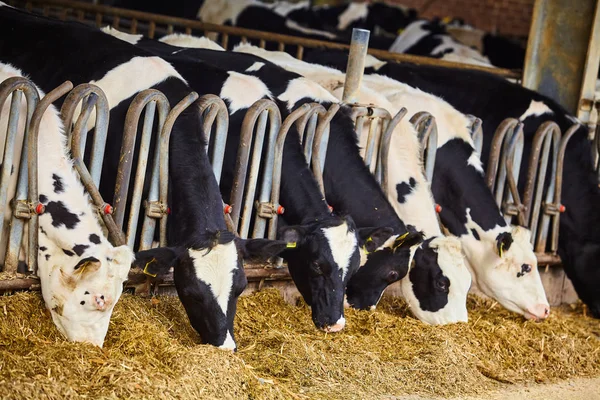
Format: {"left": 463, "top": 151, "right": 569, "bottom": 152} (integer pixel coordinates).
{"left": 485, "top": 118, "right": 526, "bottom": 226}
{"left": 198, "top": 94, "right": 229, "bottom": 184}
{"left": 60, "top": 84, "right": 126, "bottom": 246}
{"left": 231, "top": 99, "right": 282, "bottom": 239}
{"left": 0, "top": 77, "right": 40, "bottom": 273}
{"left": 409, "top": 111, "right": 438, "bottom": 183}
{"left": 112, "top": 90, "right": 170, "bottom": 250}
{"left": 378, "top": 108, "right": 408, "bottom": 195}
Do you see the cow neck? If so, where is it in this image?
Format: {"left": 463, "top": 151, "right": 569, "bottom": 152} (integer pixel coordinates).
{"left": 323, "top": 111, "right": 406, "bottom": 234}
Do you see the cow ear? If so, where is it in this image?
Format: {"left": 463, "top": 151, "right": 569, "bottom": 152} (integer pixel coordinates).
{"left": 235, "top": 238, "right": 291, "bottom": 260}
{"left": 357, "top": 227, "right": 394, "bottom": 253}
{"left": 110, "top": 245, "right": 135, "bottom": 281}
{"left": 496, "top": 232, "right": 514, "bottom": 257}
{"left": 394, "top": 230, "right": 425, "bottom": 251}
{"left": 132, "top": 247, "right": 179, "bottom": 278}
{"left": 278, "top": 225, "right": 307, "bottom": 248}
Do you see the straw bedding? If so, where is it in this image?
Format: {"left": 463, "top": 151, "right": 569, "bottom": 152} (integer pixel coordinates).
{"left": 0, "top": 289, "right": 598, "bottom": 399}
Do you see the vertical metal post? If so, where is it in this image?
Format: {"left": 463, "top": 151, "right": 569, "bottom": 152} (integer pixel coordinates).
{"left": 523, "top": 0, "right": 598, "bottom": 115}
{"left": 342, "top": 28, "right": 370, "bottom": 104}
{"left": 577, "top": 2, "right": 600, "bottom": 124}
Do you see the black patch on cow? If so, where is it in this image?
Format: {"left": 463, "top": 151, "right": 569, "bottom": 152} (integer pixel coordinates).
{"left": 45, "top": 201, "right": 80, "bottom": 229}
{"left": 39, "top": 246, "right": 47, "bottom": 252}
{"left": 84, "top": 291, "right": 89, "bottom": 295}
{"left": 75, "top": 256, "right": 99, "bottom": 270}
{"left": 496, "top": 232, "right": 513, "bottom": 254}
{"left": 52, "top": 174, "right": 65, "bottom": 193}
{"left": 45, "top": 254, "right": 51, "bottom": 261}
{"left": 40, "top": 226, "right": 47, "bottom": 236}
{"left": 62, "top": 249, "right": 74, "bottom": 257}
{"left": 470, "top": 229, "right": 480, "bottom": 240}
{"left": 408, "top": 239, "right": 450, "bottom": 312}
{"left": 11, "top": 165, "right": 14, "bottom": 175}
{"left": 80, "top": 301, "right": 85, "bottom": 305}
{"left": 72, "top": 244, "right": 89, "bottom": 257}
{"left": 396, "top": 178, "right": 417, "bottom": 204}
{"left": 39, "top": 194, "right": 48, "bottom": 204}
{"left": 89, "top": 234, "right": 101, "bottom": 244}
{"left": 517, "top": 263, "right": 532, "bottom": 278}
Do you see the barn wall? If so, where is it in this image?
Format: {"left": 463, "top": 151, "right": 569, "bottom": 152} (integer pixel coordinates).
{"left": 389, "top": 0, "right": 535, "bottom": 38}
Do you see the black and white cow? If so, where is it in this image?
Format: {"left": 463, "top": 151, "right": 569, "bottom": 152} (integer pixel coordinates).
{"left": 101, "top": 27, "right": 362, "bottom": 332}
{"left": 359, "top": 60, "right": 600, "bottom": 318}
{"left": 0, "top": 62, "right": 134, "bottom": 347}
{"left": 0, "top": 4, "right": 289, "bottom": 350}
{"left": 233, "top": 45, "right": 474, "bottom": 324}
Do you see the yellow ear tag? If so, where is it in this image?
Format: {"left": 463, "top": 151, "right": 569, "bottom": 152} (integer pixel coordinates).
{"left": 76, "top": 262, "right": 89, "bottom": 275}
{"left": 143, "top": 258, "right": 158, "bottom": 278}
{"left": 499, "top": 243, "right": 504, "bottom": 258}
{"left": 286, "top": 242, "right": 297, "bottom": 249}
{"left": 442, "top": 16, "right": 452, "bottom": 24}
{"left": 397, "top": 28, "right": 404, "bottom": 34}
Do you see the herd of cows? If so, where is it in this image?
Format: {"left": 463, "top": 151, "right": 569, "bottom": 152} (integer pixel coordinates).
{"left": 0, "top": 1, "right": 599, "bottom": 353}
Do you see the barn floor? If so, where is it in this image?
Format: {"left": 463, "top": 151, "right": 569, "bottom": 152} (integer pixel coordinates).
{"left": 0, "top": 289, "right": 598, "bottom": 399}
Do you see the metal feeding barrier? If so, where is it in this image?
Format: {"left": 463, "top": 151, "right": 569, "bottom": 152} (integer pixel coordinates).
{"left": 480, "top": 118, "right": 577, "bottom": 264}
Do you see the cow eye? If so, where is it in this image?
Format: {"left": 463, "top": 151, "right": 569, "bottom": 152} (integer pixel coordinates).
{"left": 521, "top": 264, "right": 532, "bottom": 273}
{"left": 435, "top": 278, "right": 449, "bottom": 293}
{"left": 386, "top": 270, "right": 400, "bottom": 283}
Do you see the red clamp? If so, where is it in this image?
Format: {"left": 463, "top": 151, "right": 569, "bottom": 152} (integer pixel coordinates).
{"left": 224, "top": 204, "right": 232, "bottom": 214}
{"left": 167, "top": 207, "right": 172, "bottom": 215}
{"left": 559, "top": 204, "right": 566, "bottom": 213}
{"left": 103, "top": 204, "right": 114, "bottom": 215}
{"left": 435, "top": 204, "right": 442, "bottom": 213}
{"left": 35, "top": 203, "right": 45, "bottom": 215}
{"left": 328, "top": 205, "right": 334, "bottom": 213}
{"left": 276, "top": 205, "right": 285, "bottom": 215}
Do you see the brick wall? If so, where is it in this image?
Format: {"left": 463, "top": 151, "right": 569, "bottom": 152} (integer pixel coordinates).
{"left": 389, "top": 0, "right": 535, "bottom": 38}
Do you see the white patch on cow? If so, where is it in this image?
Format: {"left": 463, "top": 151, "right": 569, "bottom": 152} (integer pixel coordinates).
{"left": 337, "top": 2, "right": 369, "bottom": 30}
{"left": 219, "top": 71, "right": 272, "bottom": 114}
{"left": 159, "top": 33, "right": 225, "bottom": 51}
{"left": 0, "top": 63, "right": 134, "bottom": 347}
{"left": 100, "top": 26, "right": 142, "bottom": 45}
{"left": 284, "top": 19, "right": 338, "bottom": 40}
{"left": 197, "top": 0, "right": 255, "bottom": 25}
{"left": 277, "top": 77, "right": 337, "bottom": 110}
{"left": 441, "top": 52, "right": 494, "bottom": 67}
{"left": 272, "top": 0, "right": 309, "bottom": 16}
{"left": 219, "top": 331, "right": 236, "bottom": 350}
{"left": 245, "top": 61, "right": 265, "bottom": 72}
{"left": 188, "top": 241, "right": 238, "bottom": 314}
{"left": 431, "top": 35, "right": 491, "bottom": 65}
{"left": 0, "top": 1, "right": 14, "bottom": 8}
{"left": 364, "top": 54, "right": 388, "bottom": 71}
{"left": 467, "top": 150, "right": 484, "bottom": 173}
{"left": 75, "top": 57, "right": 186, "bottom": 132}
{"left": 401, "top": 236, "right": 471, "bottom": 325}
{"left": 519, "top": 100, "right": 554, "bottom": 121}
{"left": 322, "top": 223, "right": 357, "bottom": 280}
{"left": 389, "top": 20, "right": 431, "bottom": 54}
{"left": 566, "top": 114, "right": 580, "bottom": 125}
{"left": 460, "top": 209, "right": 549, "bottom": 319}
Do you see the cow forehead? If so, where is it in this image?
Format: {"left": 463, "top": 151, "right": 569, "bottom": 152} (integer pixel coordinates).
{"left": 188, "top": 241, "right": 238, "bottom": 314}
{"left": 321, "top": 223, "right": 357, "bottom": 280}
{"left": 428, "top": 237, "right": 470, "bottom": 286}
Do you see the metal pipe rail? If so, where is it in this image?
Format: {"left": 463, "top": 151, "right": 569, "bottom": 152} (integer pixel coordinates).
{"left": 230, "top": 99, "right": 282, "bottom": 239}
{"left": 60, "top": 84, "right": 126, "bottom": 246}
{"left": 409, "top": 112, "right": 439, "bottom": 183}
{"left": 0, "top": 77, "right": 39, "bottom": 273}
{"left": 9, "top": 0, "right": 522, "bottom": 80}
{"left": 198, "top": 94, "right": 229, "bottom": 184}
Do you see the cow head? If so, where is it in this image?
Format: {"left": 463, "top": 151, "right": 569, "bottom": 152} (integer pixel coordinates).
{"left": 278, "top": 215, "right": 359, "bottom": 332}
{"left": 463, "top": 225, "right": 549, "bottom": 320}
{"left": 345, "top": 226, "right": 424, "bottom": 310}
{"left": 401, "top": 236, "right": 471, "bottom": 324}
{"left": 134, "top": 232, "right": 289, "bottom": 351}
{"left": 38, "top": 232, "right": 134, "bottom": 347}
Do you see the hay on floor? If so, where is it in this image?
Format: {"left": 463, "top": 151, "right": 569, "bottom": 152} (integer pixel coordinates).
{"left": 0, "top": 289, "right": 598, "bottom": 399}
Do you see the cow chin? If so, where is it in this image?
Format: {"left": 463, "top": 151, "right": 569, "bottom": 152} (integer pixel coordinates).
{"left": 50, "top": 309, "right": 111, "bottom": 347}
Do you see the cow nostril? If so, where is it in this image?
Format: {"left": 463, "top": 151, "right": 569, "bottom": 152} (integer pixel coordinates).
{"left": 100, "top": 295, "right": 104, "bottom": 300}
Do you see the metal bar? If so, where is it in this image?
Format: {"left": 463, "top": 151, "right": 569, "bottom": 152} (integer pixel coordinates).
{"left": 0, "top": 78, "right": 39, "bottom": 273}
{"left": 409, "top": 111, "right": 438, "bottom": 183}
{"left": 523, "top": 0, "right": 598, "bottom": 114}
{"left": 577, "top": 2, "right": 600, "bottom": 124}
{"left": 342, "top": 28, "right": 370, "bottom": 104}
{"left": 312, "top": 103, "right": 339, "bottom": 194}
{"left": 13, "top": 0, "right": 521, "bottom": 79}
{"left": 197, "top": 94, "right": 229, "bottom": 183}
{"left": 469, "top": 116, "right": 483, "bottom": 156}
{"left": 379, "top": 108, "right": 407, "bottom": 195}
{"left": 295, "top": 103, "right": 326, "bottom": 163}
{"left": 156, "top": 92, "right": 199, "bottom": 247}
{"left": 27, "top": 81, "right": 74, "bottom": 273}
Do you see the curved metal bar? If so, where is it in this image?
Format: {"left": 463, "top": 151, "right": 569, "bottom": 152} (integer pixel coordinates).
{"left": 469, "top": 116, "right": 483, "bottom": 156}
{"left": 485, "top": 118, "right": 520, "bottom": 192}
{"left": 379, "top": 108, "right": 407, "bottom": 196}
{"left": 409, "top": 111, "right": 438, "bottom": 183}
{"left": 0, "top": 77, "right": 40, "bottom": 273}
{"left": 197, "top": 94, "right": 229, "bottom": 183}
{"left": 350, "top": 105, "right": 392, "bottom": 178}
{"left": 295, "top": 103, "right": 326, "bottom": 163}
{"left": 112, "top": 89, "right": 169, "bottom": 237}
{"left": 500, "top": 123, "right": 525, "bottom": 226}
{"left": 268, "top": 104, "right": 311, "bottom": 240}
{"left": 231, "top": 99, "right": 281, "bottom": 237}
{"left": 27, "top": 81, "right": 74, "bottom": 272}
{"left": 522, "top": 122, "right": 560, "bottom": 251}
{"left": 312, "top": 103, "right": 340, "bottom": 195}
{"left": 59, "top": 83, "right": 110, "bottom": 187}
{"left": 542, "top": 124, "right": 578, "bottom": 253}
{"left": 156, "top": 91, "right": 199, "bottom": 247}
